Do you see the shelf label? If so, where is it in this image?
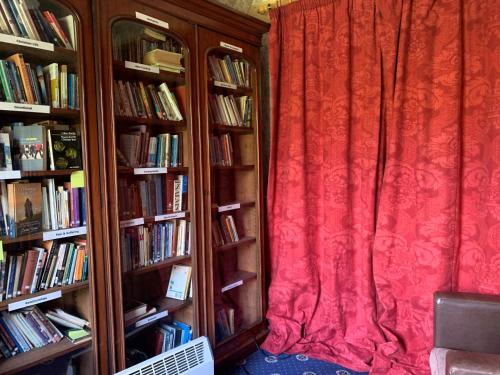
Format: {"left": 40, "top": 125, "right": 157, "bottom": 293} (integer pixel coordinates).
{"left": 135, "top": 12, "right": 169, "bottom": 30}
{"left": 0, "top": 33, "right": 54, "bottom": 51}
{"left": 155, "top": 212, "right": 186, "bottom": 221}
{"left": 124, "top": 61, "right": 159, "bottom": 74}
{"left": 213, "top": 81, "right": 237, "bottom": 90}
{"left": 221, "top": 279, "right": 243, "bottom": 293}
{"left": 120, "top": 218, "right": 145, "bottom": 228}
{"left": 0, "top": 170, "right": 21, "bottom": 180}
{"left": 43, "top": 226, "right": 87, "bottom": 241}
{"left": 220, "top": 41, "right": 243, "bottom": 53}
{"left": 135, "top": 310, "right": 168, "bottom": 328}
{"left": 8, "top": 290, "right": 62, "bottom": 312}
{"left": 133, "top": 167, "right": 168, "bottom": 175}
{"left": 0, "top": 102, "right": 50, "bottom": 113}
{"left": 218, "top": 203, "right": 241, "bottom": 213}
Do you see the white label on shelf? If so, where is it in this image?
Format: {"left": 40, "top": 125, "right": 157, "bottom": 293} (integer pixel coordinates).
{"left": 0, "top": 102, "right": 50, "bottom": 113}
{"left": 120, "top": 218, "right": 145, "bottom": 228}
{"left": 221, "top": 279, "right": 243, "bottom": 293}
{"left": 218, "top": 203, "right": 241, "bottom": 213}
{"left": 0, "top": 170, "right": 21, "bottom": 180}
{"left": 213, "top": 81, "right": 237, "bottom": 90}
{"left": 8, "top": 290, "right": 62, "bottom": 312}
{"left": 43, "top": 226, "right": 87, "bottom": 241}
{"left": 0, "top": 33, "right": 54, "bottom": 51}
{"left": 124, "top": 61, "right": 160, "bottom": 74}
{"left": 133, "top": 167, "right": 168, "bottom": 175}
{"left": 135, "top": 12, "right": 169, "bottom": 30}
{"left": 220, "top": 41, "right": 243, "bottom": 53}
{"left": 135, "top": 310, "right": 168, "bottom": 328}
{"left": 155, "top": 212, "right": 186, "bottom": 221}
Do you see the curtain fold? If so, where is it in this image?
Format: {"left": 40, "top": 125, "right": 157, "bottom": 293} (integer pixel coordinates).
{"left": 263, "top": 0, "right": 500, "bottom": 374}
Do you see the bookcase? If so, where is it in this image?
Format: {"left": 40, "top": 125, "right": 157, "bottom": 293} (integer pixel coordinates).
{"left": 0, "top": 0, "right": 108, "bottom": 374}
{"left": 95, "top": 0, "right": 268, "bottom": 372}
{"left": 197, "top": 26, "right": 267, "bottom": 364}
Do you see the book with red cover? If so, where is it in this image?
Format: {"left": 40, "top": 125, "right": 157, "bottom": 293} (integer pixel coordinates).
{"left": 20, "top": 250, "right": 38, "bottom": 295}
{"left": 164, "top": 174, "right": 174, "bottom": 213}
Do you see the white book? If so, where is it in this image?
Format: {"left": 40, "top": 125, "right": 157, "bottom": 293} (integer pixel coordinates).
{"left": 5, "top": 256, "right": 13, "bottom": 299}
{"left": 173, "top": 180, "right": 182, "bottom": 212}
{"left": 58, "top": 15, "right": 75, "bottom": 50}
{"left": 30, "top": 247, "right": 46, "bottom": 293}
{"left": 50, "top": 243, "right": 66, "bottom": 288}
{"left": 53, "top": 308, "right": 90, "bottom": 328}
{"left": 42, "top": 186, "right": 50, "bottom": 230}
{"left": 46, "top": 312, "right": 81, "bottom": 329}
{"left": 47, "top": 129, "right": 55, "bottom": 171}
{"left": 176, "top": 220, "right": 186, "bottom": 256}
{"left": 0, "top": 181, "right": 8, "bottom": 236}
{"left": 166, "top": 264, "right": 191, "bottom": 300}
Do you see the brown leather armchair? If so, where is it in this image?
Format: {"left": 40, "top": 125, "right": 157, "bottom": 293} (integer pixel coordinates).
{"left": 431, "top": 292, "right": 500, "bottom": 374}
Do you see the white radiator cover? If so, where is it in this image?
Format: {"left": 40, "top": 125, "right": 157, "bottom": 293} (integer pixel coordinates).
{"left": 115, "top": 336, "right": 214, "bottom": 375}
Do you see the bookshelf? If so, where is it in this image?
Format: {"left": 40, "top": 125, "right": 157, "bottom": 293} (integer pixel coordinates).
{"left": 95, "top": 3, "right": 199, "bottom": 371}
{"left": 0, "top": 0, "right": 107, "bottom": 373}
{"left": 198, "top": 27, "right": 267, "bottom": 364}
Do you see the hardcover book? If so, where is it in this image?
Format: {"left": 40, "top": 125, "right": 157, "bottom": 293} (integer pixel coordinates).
{"left": 7, "top": 181, "right": 42, "bottom": 237}
{"left": 48, "top": 129, "right": 82, "bottom": 170}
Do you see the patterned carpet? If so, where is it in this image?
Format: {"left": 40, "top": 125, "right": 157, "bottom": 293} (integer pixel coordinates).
{"left": 226, "top": 349, "right": 368, "bottom": 375}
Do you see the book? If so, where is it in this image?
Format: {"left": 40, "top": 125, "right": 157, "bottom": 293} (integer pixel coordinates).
{"left": 12, "top": 125, "right": 46, "bottom": 171}
{"left": 166, "top": 264, "right": 191, "bottom": 300}
{"left": 0, "top": 132, "right": 12, "bottom": 171}
{"left": 48, "top": 129, "right": 82, "bottom": 170}
{"left": 7, "top": 181, "right": 42, "bottom": 237}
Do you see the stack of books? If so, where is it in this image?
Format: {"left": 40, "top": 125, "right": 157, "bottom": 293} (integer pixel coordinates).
{"left": 0, "top": 178, "right": 85, "bottom": 238}
{"left": 0, "top": 55, "right": 79, "bottom": 109}
{"left": 215, "top": 307, "right": 235, "bottom": 340}
{"left": 121, "top": 221, "right": 191, "bottom": 272}
{"left": 208, "top": 94, "right": 252, "bottom": 127}
{"left": 0, "top": 239, "right": 88, "bottom": 300}
{"left": 0, "top": 307, "right": 89, "bottom": 358}
{"left": 112, "top": 26, "right": 182, "bottom": 64}
{"left": 210, "top": 134, "right": 233, "bottom": 166}
{"left": 118, "top": 174, "right": 188, "bottom": 220}
{"left": 118, "top": 127, "right": 183, "bottom": 168}
{"left": 113, "top": 80, "right": 183, "bottom": 121}
{"left": 152, "top": 320, "right": 192, "bottom": 354}
{"left": 211, "top": 214, "right": 239, "bottom": 247}
{"left": 0, "top": 3, "right": 75, "bottom": 48}
{"left": 208, "top": 55, "right": 250, "bottom": 87}
{"left": 144, "top": 49, "right": 184, "bottom": 74}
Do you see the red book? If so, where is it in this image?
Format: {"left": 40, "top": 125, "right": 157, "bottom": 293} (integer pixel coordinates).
{"left": 153, "top": 329, "right": 164, "bottom": 355}
{"left": 42, "top": 11, "right": 71, "bottom": 49}
{"left": 20, "top": 250, "right": 39, "bottom": 295}
{"left": 164, "top": 174, "right": 175, "bottom": 213}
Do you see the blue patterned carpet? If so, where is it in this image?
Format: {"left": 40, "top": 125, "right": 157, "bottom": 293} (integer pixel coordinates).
{"left": 226, "top": 350, "right": 368, "bottom": 375}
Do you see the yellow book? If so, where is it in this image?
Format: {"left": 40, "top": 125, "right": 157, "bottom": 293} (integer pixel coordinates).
{"left": 43, "top": 63, "right": 59, "bottom": 108}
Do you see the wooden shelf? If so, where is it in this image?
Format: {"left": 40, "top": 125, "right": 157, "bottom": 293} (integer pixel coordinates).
{"left": 0, "top": 107, "right": 80, "bottom": 122}
{"left": 117, "top": 166, "right": 188, "bottom": 175}
{"left": 212, "top": 201, "right": 255, "bottom": 212}
{"left": 1, "top": 226, "right": 87, "bottom": 245}
{"left": 0, "top": 337, "right": 91, "bottom": 375}
{"left": 124, "top": 298, "right": 192, "bottom": 339}
{"left": 211, "top": 124, "right": 253, "bottom": 134}
{"left": 115, "top": 115, "right": 186, "bottom": 129}
{"left": 113, "top": 61, "right": 185, "bottom": 84}
{"left": 0, "top": 41, "right": 77, "bottom": 67}
{"left": 0, "top": 232, "right": 42, "bottom": 244}
{"left": 0, "top": 281, "right": 89, "bottom": 311}
{"left": 213, "top": 165, "right": 254, "bottom": 171}
{"left": 208, "top": 81, "right": 252, "bottom": 95}
{"left": 21, "top": 169, "right": 82, "bottom": 178}
{"left": 221, "top": 270, "right": 257, "bottom": 293}
{"left": 125, "top": 255, "right": 191, "bottom": 277}
{"left": 216, "top": 321, "right": 261, "bottom": 347}
{"left": 215, "top": 237, "right": 256, "bottom": 253}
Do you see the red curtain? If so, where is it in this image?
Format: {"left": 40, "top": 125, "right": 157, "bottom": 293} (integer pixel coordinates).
{"left": 262, "top": 0, "right": 500, "bottom": 374}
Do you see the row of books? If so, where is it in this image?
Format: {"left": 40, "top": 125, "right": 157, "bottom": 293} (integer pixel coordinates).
{"left": 120, "top": 221, "right": 191, "bottom": 272}
{"left": 118, "top": 128, "right": 184, "bottom": 168}
{"left": 208, "top": 94, "right": 252, "bottom": 127}
{"left": 0, "top": 179, "right": 85, "bottom": 238}
{"left": 113, "top": 80, "right": 183, "bottom": 121}
{"left": 112, "top": 25, "right": 182, "bottom": 64}
{"left": 0, "top": 307, "right": 89, "bottom": 358}
{"left": 0, "top": 122, "right": 82, "bottom": 172}
{"left": 0, "top": 2, "right": 74, "bottom": 49}
{"left": 0, "top": 55, "right": 79, "bottom": 109}
{"left": 215, "top": 307, "right": 235, "bottom": 340}
{"left": 152, "top": 320, "right": 192, "bottom": 354}
{"left": 118, "top": 174, "right": 188, "bottom": 220}
{"left": 208, "top": 55, "right": 250, "bottom": 88}
{"left": 210, "top": 134, "right": 233, "bottom": 167}
{"left": 0, "top": 239, "right": 88, "bottom": 301}
{"left": 211, "top": 214, "right": 239, "bottom": 247}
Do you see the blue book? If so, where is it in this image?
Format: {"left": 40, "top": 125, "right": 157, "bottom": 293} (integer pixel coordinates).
{"left": 172, "top": 320, "right": 192, "bottom": 344}
{"left": 4, "top": 0, "right": 28, "bottom": 38}
{"left": 7, "top": 255, "right": 16, "bottom": 298}
{"left": 80, "top": 188, "right": 87, "bottom": 226}
{"left": 1, "top": 312, "right": 30, "bottom": 352}
{"left": 170, "top": 135, "right": 178, "bottom": 167}
{"left": 0, "top": 315, "right": 24, "bottom": 353}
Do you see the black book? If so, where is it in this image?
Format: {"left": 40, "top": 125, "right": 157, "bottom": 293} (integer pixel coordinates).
{"left": 48, "top": 130, "right": 82, "bottom": 170}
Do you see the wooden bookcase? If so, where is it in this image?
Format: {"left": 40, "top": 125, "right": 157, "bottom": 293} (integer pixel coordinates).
{"left": 0, "top": 0, "right": 108, "bottom": 374}
{"left": 197, "top": 26, "right": 267, "bottom": 365}
{"left": 95, "top": 0, "right": 268, "bottom": 372}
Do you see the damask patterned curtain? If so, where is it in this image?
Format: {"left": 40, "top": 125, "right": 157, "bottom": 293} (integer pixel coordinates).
{"left": 263, "top": 0, "right": 500, "bottom": 374}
